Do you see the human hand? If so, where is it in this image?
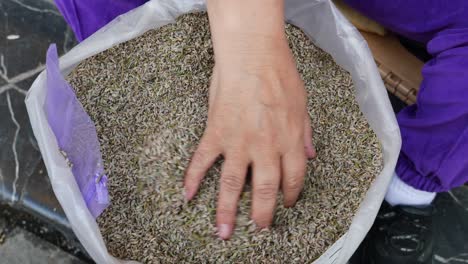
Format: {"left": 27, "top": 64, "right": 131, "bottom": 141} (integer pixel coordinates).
{"left": 184, "top": 0, "right": 316, "bottom": 240}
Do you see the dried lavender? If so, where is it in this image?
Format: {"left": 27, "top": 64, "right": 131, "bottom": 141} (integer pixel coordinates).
{"left": 68, "top": 12, "right": 382, "bottom": 263}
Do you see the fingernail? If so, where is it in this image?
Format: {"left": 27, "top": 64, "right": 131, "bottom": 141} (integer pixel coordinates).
{"left": 217, "top": 224, "right": 231, "bottom": 240}
{"left": 183, "top": 188, "right": 192, "bottom": 201}
{"left": 305, "top": 147, "right": 313, "bottom": 158}
{"left": 306, "top": 146, "right": 317, "bottom": 159}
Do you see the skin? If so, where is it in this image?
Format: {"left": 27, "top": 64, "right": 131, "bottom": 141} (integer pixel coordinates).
{"left": 184, "top": 0, "right": 316, "bottom": 240}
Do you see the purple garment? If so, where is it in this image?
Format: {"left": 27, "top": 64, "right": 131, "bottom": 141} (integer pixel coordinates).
{"left": 345, "top": 0, "right": 468, "bottom": 192}
{"left": 54, "top": 0, "right": 468, "bottom": 192}
{"left": 54, "top": 0, "right": 147, "bottom": 41}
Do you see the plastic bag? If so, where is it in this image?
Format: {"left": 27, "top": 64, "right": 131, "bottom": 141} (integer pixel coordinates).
{"left": 25, "top": 0, "right": 401, "bottom": 263}
{"left": 45, "top": 44, "right": 109, "bottom": 218}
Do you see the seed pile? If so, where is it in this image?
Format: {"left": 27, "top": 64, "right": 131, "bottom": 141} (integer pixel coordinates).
{"left": 68, "top": 13, "right": 383, "bottom": 263}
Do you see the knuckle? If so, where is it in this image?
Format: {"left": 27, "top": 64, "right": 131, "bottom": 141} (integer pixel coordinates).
{"left": 288, "top": 128, "right": 304, "bottom": 142}
{"left": 259, "top": 119, "right": 275, "bottom": 134}
{"left": 287, "top": 162, "right": 306, "bottom": 179}
{"left": 221, "top": 173, "right": 243, "bottom": 193}
{"left": 207, "top": 125, "right": 223, "bottom": 140}
{"left": 191, "top": 151, "right": 206, "bottom": 165}
{"left": 190, "top": 149, "right": 211, "bottom": 169}
{"left": 253, "top": 214, "right": 273, "bottom": 228}
{"left": 249, "top": 118, "right": 275, "bottom": 140}
{"left": 285, "top": 175, "right": 304, "bottom": 192}
{"left": 255, "top": 183, "right": 278, "bottom": 200}
{"left": 225, "top": 148, "right": 245, "bottom": 160}
{"left": 217, "top": 206, "right": 235, "bottom": 219}
{"left": 260, "top": 133, "right": 276, "bottom": 145}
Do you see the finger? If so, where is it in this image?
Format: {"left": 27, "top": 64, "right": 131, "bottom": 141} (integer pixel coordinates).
{"left": 184, "top": 134, "right": 220, "bottom": 201}
{"left": 282, "top": 147, "right": 307, "bottom": 207}
{"left": 304, "top": 116, "right": 317, "bottom": 159}
{"left": 251, "top": 154, "right": 281, "bottom": 228}
{"left": 216, "top": 154, "right": 248, "bottom": 239}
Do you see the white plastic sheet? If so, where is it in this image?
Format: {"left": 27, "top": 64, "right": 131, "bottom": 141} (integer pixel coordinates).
{"left": 25, "top": 0, "right": 401, "bottom": 263}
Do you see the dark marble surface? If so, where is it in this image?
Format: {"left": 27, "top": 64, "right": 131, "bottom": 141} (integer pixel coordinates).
{"left": 350, "top": 186, "right": 468, "bottom": 264}
{"left": 0, "top": 89, "right": 40, "bottom": 203}
{"left": 0, "top": 204, "right": 91, "bottom": 262}
{"left": 432, "top": 188, "right": 468, "bottom": 263}
{"left": 0, "top": 0, "right": 76, "bottom": 246}
{"left": 0, "top": 0, "right": 75, "bottom": 79}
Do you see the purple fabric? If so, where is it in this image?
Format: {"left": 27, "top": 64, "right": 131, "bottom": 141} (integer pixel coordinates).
{"left": 53, "top": 0, "right": 148, "bottom": 41}
{"left": 345, "top": 0, "right": 468, "bottom": 192}
{"left": 45, "top": 44, "right": 109, "bottom": 218}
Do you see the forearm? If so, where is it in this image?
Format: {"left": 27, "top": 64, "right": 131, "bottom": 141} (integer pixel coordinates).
{"left": 207, "top": 0, "right": 287, "bottom": 64}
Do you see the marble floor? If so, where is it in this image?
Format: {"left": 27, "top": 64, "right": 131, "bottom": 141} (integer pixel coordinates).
{"left": 0, "top": 0, "right": 466, "bottom": 263}
{"left": 1, "top": 0, "right": 76, "bottom": 226}
{"left": 0, "top": 0, "right": 87, "bottom": 262}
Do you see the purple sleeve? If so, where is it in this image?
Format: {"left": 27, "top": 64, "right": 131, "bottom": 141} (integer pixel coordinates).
{"left": 396, "top": 30, "right": 468, "bottom": 192}
{"left": 53, "top": 0, "right": 148, "bottom": 41}
{"left": 345, "top": 0, "right": 468, "bottom": 191}
{"left": 343, "top": 0, "right": 468, "bottom": 43}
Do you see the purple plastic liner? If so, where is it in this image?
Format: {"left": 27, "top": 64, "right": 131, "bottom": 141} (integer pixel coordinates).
{"left": 44, "top": 44, "right": 109, "bottom": 218}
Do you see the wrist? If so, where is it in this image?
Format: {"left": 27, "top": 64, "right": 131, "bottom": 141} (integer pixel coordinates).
{"left": 207, "top": 0, "right": 287, "bottom": 67}
{"left": 212, "top": 33, "right": 289, "bottom": 71}
{"left": 207, "top": 0, "right": 286, "bottom": 47}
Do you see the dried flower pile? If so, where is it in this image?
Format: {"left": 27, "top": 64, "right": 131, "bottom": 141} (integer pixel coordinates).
{"left": 68, "top": 13, "right": 382, "bottom": 263}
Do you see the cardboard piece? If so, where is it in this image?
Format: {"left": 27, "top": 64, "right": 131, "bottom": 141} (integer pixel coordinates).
{"left": 333, "top": 0, "right": 386, "bottom": 36}
{"left": 360, "top": 31, "right": 424, "bottom": 105}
